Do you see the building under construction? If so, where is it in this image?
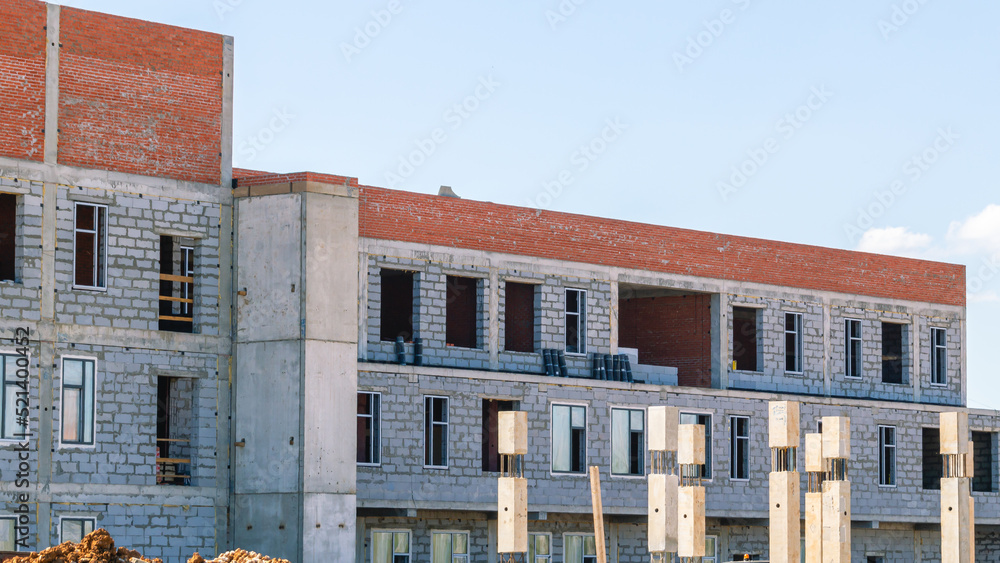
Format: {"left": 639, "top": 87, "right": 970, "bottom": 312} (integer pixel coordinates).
{"left": 0, "top": 1, "right": 996, "bottom": 562}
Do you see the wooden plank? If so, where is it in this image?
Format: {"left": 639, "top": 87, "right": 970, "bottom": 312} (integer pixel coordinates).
{"left": 159, "top": 315, "right": 194, "bottom": 322}
{"left": 159, "top": 273, "right": 194, "bottom": 283}
{"left": 156, "top": 457, "right": 191, "bottom": 464}
{"left": 156, "top": 438, "right": 191, "bottom": 443}
{"left": 158, "top": 295, "right": 194, "bottom": 304}
{"left": 589, "top": 466, "right": 607, "bottom": 563}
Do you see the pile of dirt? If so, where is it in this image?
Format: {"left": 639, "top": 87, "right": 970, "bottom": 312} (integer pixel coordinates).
{"left": 6, "top": 529, "right": 162, "bottom": 563}
{"left": 187, "top": 551, "right": 290, "bottom": 563}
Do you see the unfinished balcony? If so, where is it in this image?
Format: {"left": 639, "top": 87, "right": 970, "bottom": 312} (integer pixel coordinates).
{"left": 617, "top": 284, "right": 714, "bottom": 388}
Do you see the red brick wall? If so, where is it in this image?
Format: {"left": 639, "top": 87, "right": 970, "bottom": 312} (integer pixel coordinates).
{"left": 357, "top": 187, "right": 966, "bottom": 307}
{"left": 504, "top": 282, "right": 535, "bottom": 353}
{"left": 57, "top": 6, "right": 224, "bottom": 184}
{"left": 619, "top": 294, "right": 712, "bottom": 387}
{"left": 0, "top": 0, "right": 46, "bottom": 162}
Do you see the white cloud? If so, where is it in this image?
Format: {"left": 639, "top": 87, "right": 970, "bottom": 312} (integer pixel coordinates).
{"left": 856, "top": 226, "right": 933, "bottom": 257}
{"left": 946, "top": 204, "right": 1000, "bottom": 255}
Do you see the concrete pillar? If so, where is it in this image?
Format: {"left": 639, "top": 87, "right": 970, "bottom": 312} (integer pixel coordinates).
{"left": 233, "top": 181, "right": 359, "bottom": 562}
{"left": 710, "top": 293, "right": 729, "bottom": 389}
{"left": 940, "top": 411, "right": 972, "bottom": 563}
{"left": 768, "top": 401, "right": 800, "bottom": 563}
{"left": 821, "top": 417, "right": 850, "bottom": 563}
{"left": 44, "top": 4, "right": 60, "bottom": 164}
{"left": 804, "top": 433, "right": 823, "bottom": 563}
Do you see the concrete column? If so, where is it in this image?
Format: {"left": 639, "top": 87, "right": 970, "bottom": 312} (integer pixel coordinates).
{"left": 489, "top": 267, "right": 499, "bottom": 369}
{"left": 44, "top": 4, "right": 60, "bottom": 164}
{"left": 608, "top": 275, "right": 618, "bottom": 354}
{"left": 912, "top": 315, "right": 921, "bottom": 402}
{"left": 220, "top": 36, "right": 234, "bottom": 186}
{"left": 710, "top": 293, "right": 729, "bottom": 389}
{"left": 822, "top": 302, "right": 831, "bottom": 396}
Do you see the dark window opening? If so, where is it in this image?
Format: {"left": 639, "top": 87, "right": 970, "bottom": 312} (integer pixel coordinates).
{"left": 0, "top": 193, "right": 15, "bottom": 282}
{"left": 730, "top": 416, "right": 750, "bottom": 480}
{"left": 357, "top": 392, "right": 381, "bottom": 465}
{"left": 73, "top": 203, "right": 106, "bottom": 288}
{"left": 973, "top": 431, "right": 995, "bottom": 492}
{"left": 482, "top": 399, "right": 515, "bottom": 472}
{"left": 380, "top": 269, "right": 415, "bottom": 342}
{"left": 922, "top": 427, "right": 942, "bottom": 490}
{"left": 424, "top": 396, "right": 449, "bottom": 467}
{"left": 446, "top": 276, "right": 478, "bottom": 348}
{"left": 158, "top": 236, "right": 195, "bottom": 333}
{"left": 733, "top": 307, "right": 758, "bottom": 372}
{"left": 504, "top": 282, "right": 535, "bottom": 353}
{"left": 882, "top": 322, "right": 904, "bottom": 384}
{"left": 156, "top": 376, "right": 192, "bottom": 486}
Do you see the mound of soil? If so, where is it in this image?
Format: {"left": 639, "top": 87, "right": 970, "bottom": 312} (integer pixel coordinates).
{"left": 5, "top": 529, "right": 162, "bottom": 563}
{"left": 187, "top": 550, "right": 290, "bottom": 563}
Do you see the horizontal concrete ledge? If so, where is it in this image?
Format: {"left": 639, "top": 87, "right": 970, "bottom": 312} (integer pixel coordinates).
{"left": 0, "top": 482, "right": 222, "bottom": 505}
{"left": 233, "top": 181, "right": 358, "bottom": 199}
{"left": 0, "top": 155, "right": 233, "bottom": 203}
{"left": 0, "top": 320, "right": 231, "bottom": 356}
{"left": 359, "top": 362, "right": 977, "bottom": 414}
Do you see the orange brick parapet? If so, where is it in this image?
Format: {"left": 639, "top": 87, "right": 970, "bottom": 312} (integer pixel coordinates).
{"left": 236, "top": 176, "right": 966, "bottom": 309}
{"left": 0, "top": 0, "right": 46, "bottom": 163}
{"left": 57, "top": 5, "right": 225, "bottom": 184}
{"left": 0, "top": 0, "right": 227, "bottom": 185}
{"left": 357, "top": 186, "right": 966, "bottom": 308}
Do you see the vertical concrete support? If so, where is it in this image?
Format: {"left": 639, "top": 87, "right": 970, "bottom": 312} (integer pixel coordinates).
{"left": 710, "top": 293, "right": 728, "bottom": 389}
{"left": 940, "top": 411, "right": 972, "bottom": 563}
{"left": 677, "top": 423, "right": 705, "bottom": 562}
{"left": 609, "top": 276, "right": 619, "bottom": 354}
{"left": 44, "top": 4, "right": 60, "bottom": 164}
{"left": 821, "top": 417, "right": 850, "bottom": 563}
{"left": 821, "top": 480, "right": 850, "bottom": 563}
{"left": 648, "top": 406, "right": 679, "bottom": 559}
{"left": 498, "top": 411, "right": 528, "bottom": 555}
{"left": 768, "top": 401, "right": 800, "bottom": 563}
{"left": 804, "top": 433, "right": 824, "bottom": 563}
{"left": 220, "top": 35, "right": 234, "bottom": 186}
{"left": 489, "top": 268, "right": 500, "bottom": 370}
{"left": 234, "top": 182, "right": 359, "bottom": 563}
{"left": 821, "top": 302, "right": 831, "bottom": 396}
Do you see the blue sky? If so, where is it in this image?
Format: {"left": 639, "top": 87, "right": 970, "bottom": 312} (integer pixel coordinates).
{"left": 56, "top": 0, "right": 1000, "bottom": 408}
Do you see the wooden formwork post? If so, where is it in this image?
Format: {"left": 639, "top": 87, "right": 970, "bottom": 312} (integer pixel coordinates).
{"left": 768, "top": 401, "right": 800, "bottom": 563}
{"left": 589, "top": 466, "right": 608, "bottom": 563}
